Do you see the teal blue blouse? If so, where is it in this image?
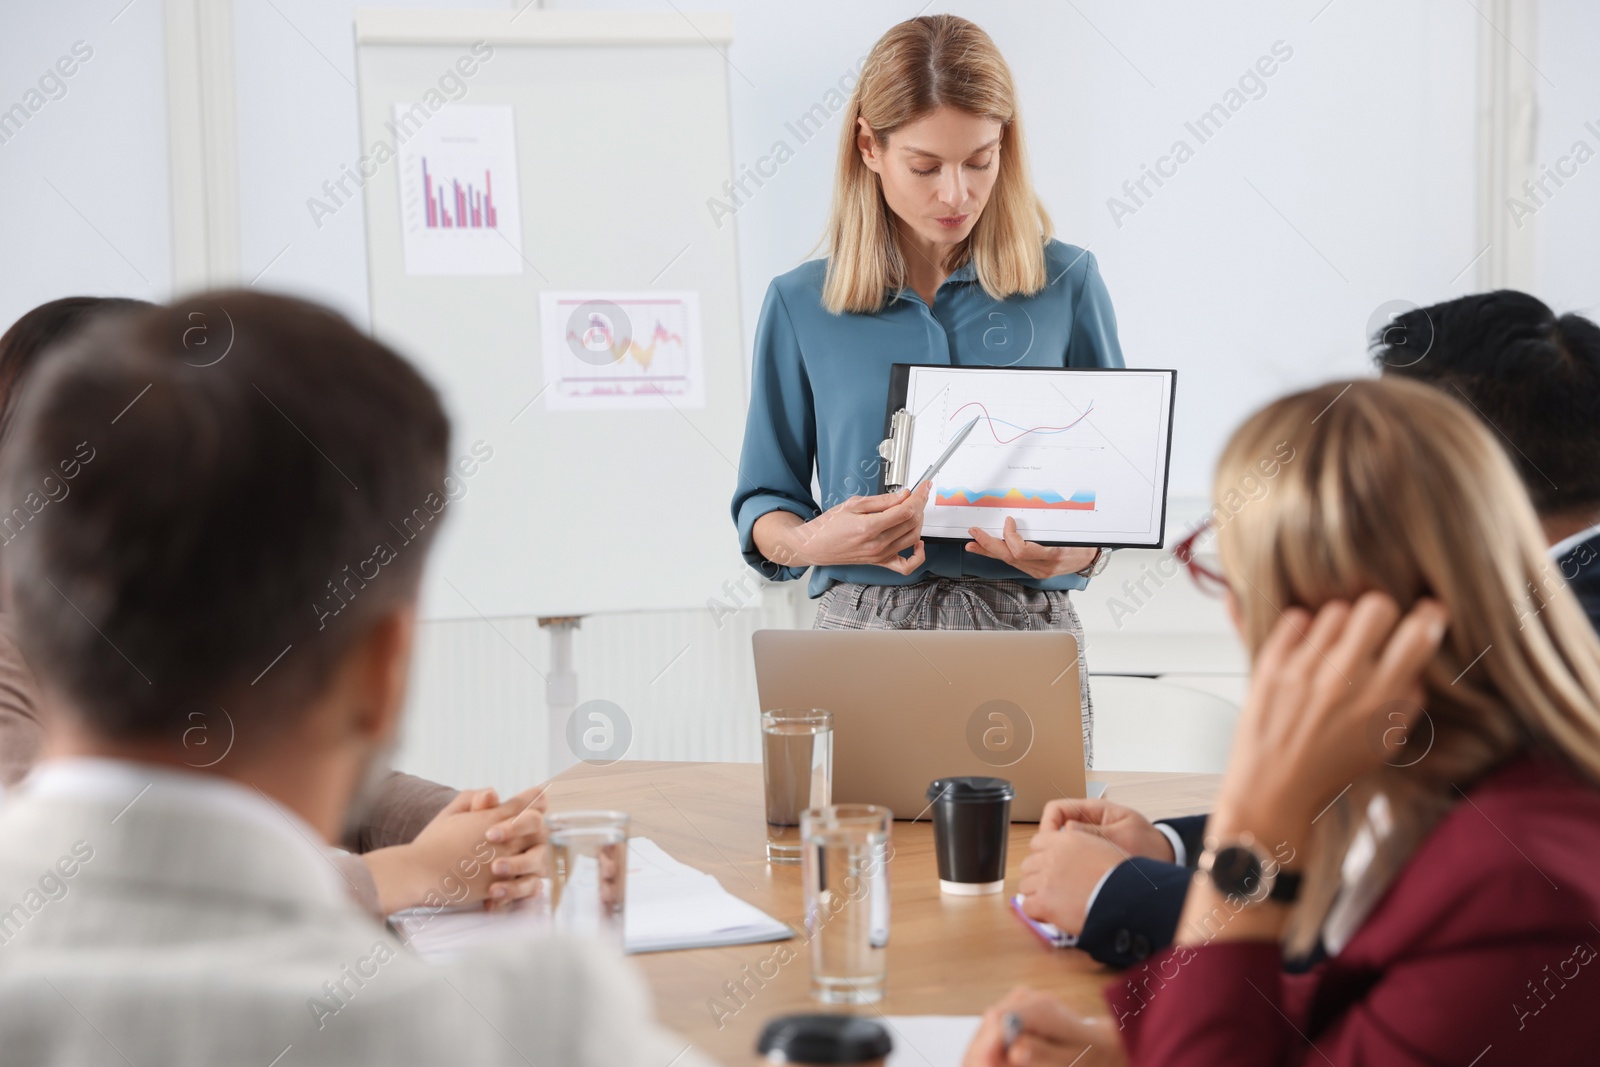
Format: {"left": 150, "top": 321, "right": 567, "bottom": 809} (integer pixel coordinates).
{"left": 732, "top": 239, "right": 1125, "bottom": 598}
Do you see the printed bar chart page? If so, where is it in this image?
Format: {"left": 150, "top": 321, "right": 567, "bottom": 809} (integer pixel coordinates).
{"left": 395, "top": 103, "right": 524, "bottom": 276}
{"left": 902, "top": 366, "right": 1175, "bottom": 546}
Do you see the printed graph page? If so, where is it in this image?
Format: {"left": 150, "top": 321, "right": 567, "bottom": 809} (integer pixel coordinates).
{"left": 903, "top": 366, "right": 1175, "bottom": 546}
{"left": 538, "top": 291, "right": 706, "bottom": 411}
{"left": 395, "top": 103, "right": 524, "bottom": 276}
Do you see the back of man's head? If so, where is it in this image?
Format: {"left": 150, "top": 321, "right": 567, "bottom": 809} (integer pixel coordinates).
{"left": 0, "top": 290, "right": 449, "bottom": 749}
{"left": 1373, "top": 289, "right": 1600, "bottom": 518}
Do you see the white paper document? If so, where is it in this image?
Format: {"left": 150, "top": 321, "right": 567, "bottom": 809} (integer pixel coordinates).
{"left": 882, "top": 1016, "right": 983, "bottom": 1066}
{"left": 390, "top": 837, "right": 791, "bottom": 960}
{"left": 902, "top": 366, "right": 1175, "bottom": 546}
{"left": 624, "top": 837, "right": 792, "bottom": 952}
{"left": 395, "top": 103, "right": 524, "bottom": 276}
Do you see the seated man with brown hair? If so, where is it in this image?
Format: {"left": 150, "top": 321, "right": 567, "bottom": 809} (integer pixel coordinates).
{"left": 0, "top": 294, "right": 547, "bottom": 919}
{"left": 0, "top": 291, "right": 704, "bottom": 1065}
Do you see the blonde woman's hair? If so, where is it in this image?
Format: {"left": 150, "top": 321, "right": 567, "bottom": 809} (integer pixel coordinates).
{"left": 821, "top": 15, "right": 1052, "bottom": 315}
{"left": 1214, "top": 377, "right": 1600, "bottom": 956}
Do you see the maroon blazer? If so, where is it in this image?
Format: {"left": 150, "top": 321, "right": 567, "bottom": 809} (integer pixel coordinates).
{"left": 1108, "top": 755, "right": 1600, "bottom": 1065}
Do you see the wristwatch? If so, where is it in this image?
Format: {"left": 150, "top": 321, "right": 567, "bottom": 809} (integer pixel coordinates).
{"left": 1196, "top": 832, "right": 1301, "bottom": 906}
{"left": 1075, "top": 547, "right": 1112, "bottom": 578}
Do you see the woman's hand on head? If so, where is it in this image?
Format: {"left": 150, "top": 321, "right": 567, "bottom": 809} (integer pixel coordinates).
{"left": 1211, "top": 591, "right": 1450, "bottom": 849}
{"left": 965, "top": 517, "right": 1099, "bottom": 579}
{"left": 779, "top": 481, "right": 931, "bottom": 573}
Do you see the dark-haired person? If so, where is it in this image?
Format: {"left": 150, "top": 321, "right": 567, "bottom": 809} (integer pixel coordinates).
{"left": 966, "top": 378, "right": 1600, "bottom": 1066}
{"left": 1376, "top": 289, "right": 1600, "bottom": 631}
{"left": 1016, "top": 289, "right": 1600, "bottom": 974}
{"left": 0, "top": 297, "right": 544, "bottom": 921}
{"left": 0, "top": 298, "right": 148, "bottom": 786}
{"left": 0, "top": 291, "right": 704, "bottom": 1065}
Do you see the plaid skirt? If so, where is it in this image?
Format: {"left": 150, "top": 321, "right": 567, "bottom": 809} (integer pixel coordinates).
{"left": 813, "top": 576, "right": 1094, "bottom": 767}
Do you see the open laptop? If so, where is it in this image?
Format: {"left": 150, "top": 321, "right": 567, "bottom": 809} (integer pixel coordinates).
{"left": 752, "top": 629, "right": 1088, "bottom": 822}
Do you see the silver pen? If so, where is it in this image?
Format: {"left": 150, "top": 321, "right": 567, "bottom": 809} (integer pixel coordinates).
{"left": 908, "top": 417, "right": 980, "bottom": 491}
{"left": 1001, "top": 1011, "right": 1023, "bottom": 1052}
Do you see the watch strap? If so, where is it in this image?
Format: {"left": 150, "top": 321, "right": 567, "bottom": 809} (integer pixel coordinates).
{"left": 1198, "top": 834, "right": 1301, "bottom": 906}
{"left": 1270, "top": 869, "right": 1302, "bottom": 903}
{"left": 1076, "top": 547, "right": 1112, "bottom": 578}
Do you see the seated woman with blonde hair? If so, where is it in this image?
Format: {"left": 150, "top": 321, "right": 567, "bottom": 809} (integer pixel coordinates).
{"left": 966, "top": 377, "right": 1600, "bottom": 1065}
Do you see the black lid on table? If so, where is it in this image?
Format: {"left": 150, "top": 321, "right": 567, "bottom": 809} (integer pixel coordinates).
{"left": 925, "top": 776, "right": 1015, "bottom": 802}
{"left": 757, "top": 1014, "right": 893, "bottom": 1063}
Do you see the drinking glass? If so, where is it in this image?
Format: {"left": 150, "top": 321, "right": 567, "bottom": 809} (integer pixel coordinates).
{"left": 762, "top": 708, "right": 833, "bottom": 863}
{"left": 547, "top": 810, "right": 629, "bottom": 950}
{"left": 800, "top": 804, "right": 891, "bottom": 1004}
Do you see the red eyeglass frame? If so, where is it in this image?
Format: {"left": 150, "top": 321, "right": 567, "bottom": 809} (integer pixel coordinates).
{"left": 1172, "top": 517, "right": 1229, "bottom": 597}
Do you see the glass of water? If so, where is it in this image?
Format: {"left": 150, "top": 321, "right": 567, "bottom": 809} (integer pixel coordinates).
{"left": 800, "top": 804, "right": 891, "bottom": 1004}
{"left": 762, "top": 708, "right": 833, "bottom": 863}
{"left": 547, "top": 810, "right": 629, "bottom": 950}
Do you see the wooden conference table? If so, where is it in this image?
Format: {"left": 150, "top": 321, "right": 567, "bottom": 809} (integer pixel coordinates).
{"left": 544, "top": 760, "right": 1220, "bottom": 1065}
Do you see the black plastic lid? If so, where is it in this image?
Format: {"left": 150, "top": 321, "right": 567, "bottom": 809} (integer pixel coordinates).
{"left": 757, "top": 1014, "right": 893, "bottom": 1063}
{"left": 926, "top": 776, "right": 1015, "bottom": 802}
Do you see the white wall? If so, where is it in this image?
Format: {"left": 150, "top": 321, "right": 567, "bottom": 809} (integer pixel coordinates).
{"left": 1532, "top": 0, "right": 1600, "bottom": 316}
{"left": 0, "top": 0, "right": 171, "bottom": 327}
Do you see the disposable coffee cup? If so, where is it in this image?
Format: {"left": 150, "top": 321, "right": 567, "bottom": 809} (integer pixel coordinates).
{"left": 757, "top": 1014, "right": 892, "bottom": 1066}
{"left": 926, "top": 776, "right": 1015, "bottom": 895}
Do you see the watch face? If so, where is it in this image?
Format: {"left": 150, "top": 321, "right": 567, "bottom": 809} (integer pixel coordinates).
{"left": 1209, "top": 845, "right": 1266, "bottom": 900}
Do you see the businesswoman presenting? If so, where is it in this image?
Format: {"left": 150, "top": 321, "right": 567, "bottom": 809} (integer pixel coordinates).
{"left": 732, "top": 14, "right": 1122, "bottom": 762}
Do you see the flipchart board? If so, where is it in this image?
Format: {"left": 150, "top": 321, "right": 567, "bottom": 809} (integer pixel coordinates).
{"left": 355, "top": 9, "right": 749, "bottom": 619}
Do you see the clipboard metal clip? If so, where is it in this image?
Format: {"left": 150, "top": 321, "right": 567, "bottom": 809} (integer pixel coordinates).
{"left": 878, "top": 408, "right": 913, "bottom": 492}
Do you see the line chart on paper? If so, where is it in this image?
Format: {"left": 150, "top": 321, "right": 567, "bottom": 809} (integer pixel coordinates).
{"left": 901, "top": 366, "right": 1175, "bottom": 546}
{"left": 538, "top": 292, "right": 707, "bottom": 411}
{"left": 947, "top": 400, "right": 1096, "bottom": 445}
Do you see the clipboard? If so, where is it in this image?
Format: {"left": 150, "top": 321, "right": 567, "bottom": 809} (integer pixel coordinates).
{"left": 877, "top": 364, "right": 1177, "bottom": 549}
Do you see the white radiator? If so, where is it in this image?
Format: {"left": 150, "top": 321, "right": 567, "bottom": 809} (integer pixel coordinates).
{"left": 392, "top": 583, "right": 814, "bottom": 794}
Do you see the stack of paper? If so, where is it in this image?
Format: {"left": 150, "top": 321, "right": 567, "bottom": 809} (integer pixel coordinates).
{"left": 388, "top": 899, "right": 544, "bottom": 961}
{"left": 624, "top": 837, "right": 793, "bottom": 952}
{"left": 390, "top": 837, "right": 792, "bottom": 960}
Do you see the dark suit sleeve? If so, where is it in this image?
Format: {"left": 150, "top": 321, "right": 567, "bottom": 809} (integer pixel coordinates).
{"left": 1156, "top": 814, "right": 1208, "bottom": 867}
{"left": 1560, "top": 532, "right": 1600, "bottom": 635}
{"left": 1077, "top": 858, "right": 1192, "bottom": 968}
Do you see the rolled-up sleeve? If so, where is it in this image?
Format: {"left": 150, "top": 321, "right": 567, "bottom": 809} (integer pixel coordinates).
{"left": 1069, "top": 252, "right": 1125, "bottom": 369}
{"left": 732, "top": 281, "right": 820, "bottom": 581}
